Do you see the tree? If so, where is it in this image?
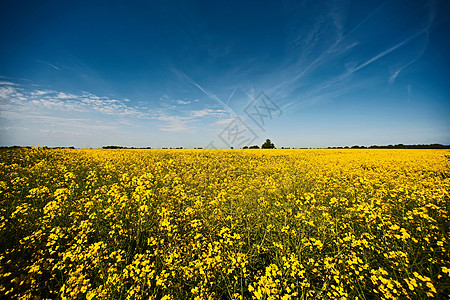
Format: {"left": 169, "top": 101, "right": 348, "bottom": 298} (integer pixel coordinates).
{"left": 261, "top": 139, "right": 275, "bottom": 149}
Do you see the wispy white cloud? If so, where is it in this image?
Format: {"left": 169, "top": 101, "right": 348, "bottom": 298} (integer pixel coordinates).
{"left": 329, "top": 0, "right": 350, "bottom": 42}
{"left": 0, "top": 81, "right": 16, "bottom": 86}
{"left": 214, "top": 117, "right": 235, "bottom": 126}
{"left": 32, "top": 90, "right": 54, "bottom": 96}
{"left": 155, "top": 108, "right": 226, "bottom": 133}
{"left": 388, "top": 70, "right": 401, "bottom": 84}
{"left": 159, "top": 94, "right": 195, "bottom": 106}
{"left": 189, "top": 108, "right": 224, "bottom": 118}
{"left": 215, "top": 87, "right": 238, "bottom": 123}
{"left": 56, "top": 92, "right": 77, "bottom": 99}
{"left": 407, "top": 84, "right": 412, "bottom": 101}
{"left": 175, "top": 69, "right": 237, "bottom": 117}
{"left": 0, "top": 86, "right": 17, "bottom": 99}
{"left": 0, "top": 81, "right": 230, "bottom": 140}
{"left": 176, "top": 99, "right": 191, "bottom": 105}
{"left": 156, "top": 115, "right": 192, "bottom": 132}
{"left": 275, "top": 0, "right": 359, "bottom": 99}
{"left": 36, "top": 60, "right": 61, "bottom": 71}
{"left": 266, "top": 0, "right": 436, "bottom": 112}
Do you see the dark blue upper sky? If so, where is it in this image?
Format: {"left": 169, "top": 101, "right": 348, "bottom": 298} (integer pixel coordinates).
{"left": 1, "top": 0, "right": 449, "bottom": 148}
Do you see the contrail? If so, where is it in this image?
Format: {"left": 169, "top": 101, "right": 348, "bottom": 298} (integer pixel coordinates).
{"left": 217, "top": 87, "right": 237, "bottom": 122}
{"left": 37, "top": 60, "right": 61, "bottom": 71}
{"left": 270, "top": 0, "right": 393, "bottom": 97}
{"left": 175, "top": 69, "right": 238, "bottom": 117}
{"left": 351, "top": 27, "right": 429, "bottom": 73}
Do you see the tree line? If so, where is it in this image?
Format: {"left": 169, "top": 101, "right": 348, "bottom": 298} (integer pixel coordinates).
{"left": 1, "top": 142, "right": 449, "bottom": 150}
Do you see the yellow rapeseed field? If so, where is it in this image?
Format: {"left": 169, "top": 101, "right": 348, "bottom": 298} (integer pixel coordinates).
{"left": 0, "top": 148, "right": 449, "bottom": 299}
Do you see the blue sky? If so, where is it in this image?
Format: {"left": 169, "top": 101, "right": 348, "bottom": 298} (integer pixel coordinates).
{"left": 0, "top": 0, "right": 449, "bottom": 148}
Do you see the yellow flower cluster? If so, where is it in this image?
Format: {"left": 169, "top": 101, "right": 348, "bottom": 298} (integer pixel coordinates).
{"left": 0, "top": 148, "right": 449, "bottom": 299}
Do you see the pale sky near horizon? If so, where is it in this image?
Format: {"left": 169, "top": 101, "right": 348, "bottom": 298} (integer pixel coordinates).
{"left": 1, "top": 0, "right": 449, "bottom": 148}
